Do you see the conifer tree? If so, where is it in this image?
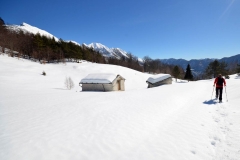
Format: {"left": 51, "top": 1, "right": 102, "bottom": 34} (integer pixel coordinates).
{"left": 205, "top": 60, "right": 228, "bottom": 78}
{"left": 0, "top": 17, "right": 5, "bottom": 25}
{"left": 172, "top": 65, "right": 181, "bottom": 82}
{"left": 184, "top": 64, "right": 193, "bottom": 81}
{"left": 237, "top": 64, "right": 240, "bottom": 76}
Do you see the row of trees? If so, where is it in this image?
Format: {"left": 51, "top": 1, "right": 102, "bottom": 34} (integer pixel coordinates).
{"left": 142, "top": 57, "right": 239, "bottom": 81}
{"left": 142, "top": 56, "right": 183, "bottom": 75}
{"left": 108, "top": 53, "right": 143, "bottom": 72}
{"left": 171, "top": 59, "right": 232, "bottom": 81}
{"left": 171, "top": 64, "right": 193, "bottom": 82}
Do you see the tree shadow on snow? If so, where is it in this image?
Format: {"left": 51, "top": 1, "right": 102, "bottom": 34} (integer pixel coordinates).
{"left": 52, "top": 88, "right": 68, "bottom": 90}
{"left": 203, "top": 99, "right": 217, "bottom": 105}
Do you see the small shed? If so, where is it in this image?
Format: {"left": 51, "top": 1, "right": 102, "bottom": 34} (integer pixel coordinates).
{"left": 80, "top": 73, "right": 125, "bottom": 91}
{"left": 146, "top": 74, "right": 172, "bottom": 88}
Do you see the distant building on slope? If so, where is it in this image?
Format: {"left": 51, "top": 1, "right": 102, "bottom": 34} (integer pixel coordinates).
{"left": 80, "top": 73, "right": 125, "bottom": 91}
{"left": 146, "top": 74, "right": 172, "bottom": 88}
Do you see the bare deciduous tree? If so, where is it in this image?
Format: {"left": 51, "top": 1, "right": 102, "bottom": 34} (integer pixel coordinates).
{"left": 64, "top": 77, "right": 74, "bottom": 90}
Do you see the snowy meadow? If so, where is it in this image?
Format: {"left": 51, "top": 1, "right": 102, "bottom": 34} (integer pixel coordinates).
{"left": 0, "top": 54, "right": 240, "bottom": 160}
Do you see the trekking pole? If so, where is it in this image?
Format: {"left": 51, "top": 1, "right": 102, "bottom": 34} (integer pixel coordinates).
{"left": 225, "top": 86, "right": 228, "bottom": 102}
{"left": 211, "top": 85, "right": 215, "bottom": 100}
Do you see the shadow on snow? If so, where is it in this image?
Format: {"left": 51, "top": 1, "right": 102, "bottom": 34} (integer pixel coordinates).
{"left": 203, "top": 99, "right": 218, "bottom": 105}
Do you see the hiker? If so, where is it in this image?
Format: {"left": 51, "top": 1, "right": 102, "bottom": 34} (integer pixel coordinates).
{"left": 213, "top": 74, "right": 226, "bottom": 102}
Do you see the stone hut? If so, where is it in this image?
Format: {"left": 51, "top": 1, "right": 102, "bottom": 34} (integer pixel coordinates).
{"left": 80, "top": 73, "right": 125, "bottom": 91}
{"left": 146, "top": 74, "right": 172, "bottom": 88}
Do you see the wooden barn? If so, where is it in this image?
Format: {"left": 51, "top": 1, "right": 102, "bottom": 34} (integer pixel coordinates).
{"left": 80, "top": 73, "right": 125, "bottom": 92}
{"left": 146, "top": 74, "right": 172, "bottom": 88}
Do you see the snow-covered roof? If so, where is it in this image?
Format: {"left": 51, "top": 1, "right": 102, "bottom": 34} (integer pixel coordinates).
{"left": 146, "top": 74, "right": 171, "bottom": 84}
{"left": 80, "top": 73, "right": 120, "bottom": 84}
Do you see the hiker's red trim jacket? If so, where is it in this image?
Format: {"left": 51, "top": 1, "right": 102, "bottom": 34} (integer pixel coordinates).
{"left": 214, "top": 77, "right": 226, "bottom": 88}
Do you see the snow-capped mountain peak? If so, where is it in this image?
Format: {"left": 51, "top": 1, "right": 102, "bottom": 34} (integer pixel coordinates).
{"left": 66, "top": 40, "right": 81, "bottom": 46}
{"left": 86, "top": 43, "right": 118, "bottom": 58}
{"left": 85, "top": 42, "right": 130, "bottom": 59}
{"left": 88, "top": 43, "right": 106, "bottom": 49}
{"left": 112, "top": 48, "right": 129, "bottom": 58}
{"left": 6, "top": 22, "right": 59, "bottom": 41}
{"left": 21, "top": 22, "right": 31, "bottom": 27}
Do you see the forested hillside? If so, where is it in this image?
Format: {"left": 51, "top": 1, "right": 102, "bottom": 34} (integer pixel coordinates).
{"left": 0, "top": 18, "right": 105, "bottom": 63}
{"left": 0, "top": 17, "right": 178, "bottom": 74}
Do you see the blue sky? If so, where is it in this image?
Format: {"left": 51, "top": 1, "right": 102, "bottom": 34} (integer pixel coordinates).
{"left": 1, "top": 0, "right": 240, "bottom": 60}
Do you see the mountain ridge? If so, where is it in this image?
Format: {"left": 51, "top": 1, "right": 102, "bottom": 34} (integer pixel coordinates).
{"left": 160, "top": 54, "right": 240, "bottom": 73}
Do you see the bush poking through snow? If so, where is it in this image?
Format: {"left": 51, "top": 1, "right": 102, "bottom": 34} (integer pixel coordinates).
{"left": 42, "top": 71, "right": 46, "bottom": 76}
{"left": 65, "top": 77, "right": 74, "bottom": 90}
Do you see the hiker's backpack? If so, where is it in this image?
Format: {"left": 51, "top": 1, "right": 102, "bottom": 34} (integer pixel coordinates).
{"left": 217, "top": 77, "right": 224, "bottom": 86}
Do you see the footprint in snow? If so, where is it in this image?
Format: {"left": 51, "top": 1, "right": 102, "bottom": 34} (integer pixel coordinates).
{"left": 213, "top": 136, "right": 221, "bottom": 142}
{"left": 211, "top": 141, "right": 216, "bottom": 146}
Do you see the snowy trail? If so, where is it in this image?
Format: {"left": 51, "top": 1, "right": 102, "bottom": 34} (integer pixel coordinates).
{"left": 211, "top": 81, "right": 240, "bottom": 160}
{"left": 201, "top": 79, "right": 240, "bottom": 160}
{"left": 0, "top": 55, "right": 240, "bottom": 160}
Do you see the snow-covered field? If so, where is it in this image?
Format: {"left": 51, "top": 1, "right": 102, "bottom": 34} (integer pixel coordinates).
{"left": 0, "top": 54, "right": 240, "bottom": 160}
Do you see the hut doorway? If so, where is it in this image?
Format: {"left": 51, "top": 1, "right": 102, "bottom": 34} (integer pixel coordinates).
{"left": 117, "top": 80, "right": 121, "bottom": 90}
